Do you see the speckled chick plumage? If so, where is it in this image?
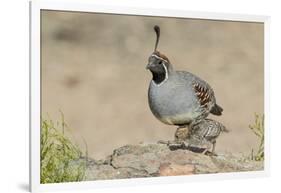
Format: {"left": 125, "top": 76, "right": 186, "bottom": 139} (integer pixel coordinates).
{"left": 147, "top": 25, "right": 223, "bottom": 127}
{"left": 189, "top": 119, "right": 228, "bottom": 153}
{"left": 190, "top": 119, "right": 228, "bottom": 142}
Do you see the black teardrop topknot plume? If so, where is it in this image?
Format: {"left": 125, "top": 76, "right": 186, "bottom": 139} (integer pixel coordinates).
{"left": 154, "top": 25, "right": 160, "bottom": 51}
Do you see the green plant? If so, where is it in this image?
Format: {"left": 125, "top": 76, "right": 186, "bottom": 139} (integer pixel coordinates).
{"left": 249, "top": 113, "right": 264, "bottom": 161}
{"left": 40, "top": 115, "right": 86, "bottom": 183}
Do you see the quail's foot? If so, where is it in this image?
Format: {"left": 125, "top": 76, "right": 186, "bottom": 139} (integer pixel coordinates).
{"left": 157, "top": 139, "right": 190, "bottom": 150}
{"left": 203, "top": 150, "right": 218, "bottom": 156}
{"left": 211, "top": 141, "right": 216, "bottom": 154}
{"left": 168, "top": 141, "right": 189, "bottom": 151}
{"left": 201, "top": 141, "right": 218, "bottom": 156}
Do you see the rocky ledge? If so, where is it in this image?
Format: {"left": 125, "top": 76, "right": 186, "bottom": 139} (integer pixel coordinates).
{"left": 80, "top": 143, "right": 263, "bottom": 181}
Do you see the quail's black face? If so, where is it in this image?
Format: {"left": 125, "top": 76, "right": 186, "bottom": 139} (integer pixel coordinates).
{"left": 146, "top": 52, "right": 171, "bottom": 84}
{"left": 146, "top": 55, "right": 167, "bottom": 74}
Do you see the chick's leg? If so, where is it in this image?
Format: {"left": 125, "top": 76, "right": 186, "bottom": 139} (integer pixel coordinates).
{"left": 211, "top": 140, "right": 217, "bottom": 154}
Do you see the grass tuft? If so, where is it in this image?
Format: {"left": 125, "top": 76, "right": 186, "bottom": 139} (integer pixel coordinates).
{"left": 40, "top": 115, "right": 86, "bottom": 184}
{"left": 249, "top": 113, "right": 264, "bottom": 161}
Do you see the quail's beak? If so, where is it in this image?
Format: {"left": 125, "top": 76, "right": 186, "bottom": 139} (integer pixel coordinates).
{"left": 146, "top": 63, "right": 154, "bottom": 70}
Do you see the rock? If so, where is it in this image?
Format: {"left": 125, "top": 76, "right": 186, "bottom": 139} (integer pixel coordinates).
{"left": 159, "top": 163, "right": 195, "bottom": 176}
{"left": 82, "top": 143, "right": 263, "bottom": 181}
{"left": 111, "top": 153, "right": 160, "bottom": 175}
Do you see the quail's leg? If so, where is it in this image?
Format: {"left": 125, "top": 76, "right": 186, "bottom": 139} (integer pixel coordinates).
{"left": 211, "top": 141, "right": 217, "bottom": 154}
{"left": 201, "top": 140, "right": 212, "bottom": 155}
{"left": 204, "top": 141, "right": 217, "bottom": 156}
{"left": 202, "top": 148, "right": 208, "bottom": 155}
{"left": 201, "top": 141, "right": 210, "bottom": 155}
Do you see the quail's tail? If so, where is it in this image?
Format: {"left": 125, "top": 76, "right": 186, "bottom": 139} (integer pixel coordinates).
{"left": 220, "top": 124, "right": 230, "bottom": 133}
{"left": 210, "top": 104, "right": 223, "bottom": 116}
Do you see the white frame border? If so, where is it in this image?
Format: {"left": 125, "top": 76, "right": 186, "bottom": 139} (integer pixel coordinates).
{"left": 30, "top": 1, "right": 270, "bottom": 192}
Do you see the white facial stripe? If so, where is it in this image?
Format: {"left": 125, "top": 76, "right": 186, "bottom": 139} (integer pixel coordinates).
{"left": 162, "top": 62, "right": 168, "bottom": 80}
{"left": 151, "top": 54, "right": 169, "bottom": 63}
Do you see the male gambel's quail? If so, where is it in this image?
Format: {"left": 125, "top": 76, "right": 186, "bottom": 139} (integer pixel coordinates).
{"left": 146, "top": 25, "right": 223, "bottom": 127}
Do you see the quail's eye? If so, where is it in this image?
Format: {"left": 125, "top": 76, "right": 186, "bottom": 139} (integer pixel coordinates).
{"left": 158, "top": 61, "right": 162, "bottom": 65}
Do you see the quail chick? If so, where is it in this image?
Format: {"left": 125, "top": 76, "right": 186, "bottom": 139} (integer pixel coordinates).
{"left": 175, "top": 126, "right": 190, "bottom": 142}
{"left": 189, "top": 119, "right": 229, "bottom": 154}
{"left": 147, "top": 25, "right": 223, "bottom": 129}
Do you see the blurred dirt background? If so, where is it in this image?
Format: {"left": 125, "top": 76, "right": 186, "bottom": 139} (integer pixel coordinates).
{"left": 41, "top": 10, "right": 264, "bottom": 159}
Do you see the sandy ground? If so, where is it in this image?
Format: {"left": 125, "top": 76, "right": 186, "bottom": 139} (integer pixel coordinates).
{"left": 41, "top": 10, "right": 264, "bottom": 159}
